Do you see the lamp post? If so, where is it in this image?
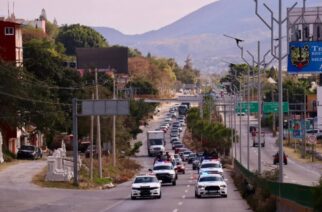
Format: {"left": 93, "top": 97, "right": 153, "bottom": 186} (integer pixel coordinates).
{"left": 253, "top": 0, "right": 306, "bottom": 182}
{"left": 223, "top": 34, "right": 251, "bottom": 169}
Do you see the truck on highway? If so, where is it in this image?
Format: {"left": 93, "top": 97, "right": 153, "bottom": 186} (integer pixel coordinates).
{"left": 147, "top": 130, "right": 165, "bottom": 157}
{"left": 178, "top": 105, "right": 188, "bottom": 116}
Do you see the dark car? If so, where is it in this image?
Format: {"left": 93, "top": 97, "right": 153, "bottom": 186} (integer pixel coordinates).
{"left": 17, "top": 145, "right": 42, "bottom": 160}
{"left": 187, "top": 153, "right": 197, "bottom": 164}
{"left": 273, "top": 152, "right": 287, "bottom": 165}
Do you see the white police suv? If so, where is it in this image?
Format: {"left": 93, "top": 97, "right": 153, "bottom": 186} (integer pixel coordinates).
{"left": 131, "top": 174, "right": 161, "bottom": 200}
{"left": 195, "top": 173, "right": 227, "bottom": 198}
{"left": 152, "top": 161, "right": 177, "bottom": 186}
{"left": 198, "top": 159, "right": 223, "bottom": 176}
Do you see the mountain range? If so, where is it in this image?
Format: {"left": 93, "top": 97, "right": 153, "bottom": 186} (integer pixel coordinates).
{"left": 94, "top": 0, "right": 321, "bottom": 74}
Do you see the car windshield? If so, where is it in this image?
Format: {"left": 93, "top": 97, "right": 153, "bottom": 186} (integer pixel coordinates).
{"left": 199, "top": 176, "right": 223, "bottom": 182}
{"left": 175, "top": 144, "right": 183, "bottom": 147}
{"left": 201, "top": 163, "right": 221, "bottom": 168}
{"left": 189, "top": 154, "right": 196, "bottom": 158}
{"left": 134, "top": 177, "right": 158, "bottom": 184}
{"left": 183, "top": 151, "right": 191, "bottom": 155}
{"left": 153, "top": 165, "right": 172, "bottom": 170}
{"left": 20, "top": 146, "right": 35, "bottom": 151}
{"left": 149, "top": 139, "right": 163, "bottom": 145}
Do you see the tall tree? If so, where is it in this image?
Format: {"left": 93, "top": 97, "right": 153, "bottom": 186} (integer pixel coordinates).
{"left": 56, "top": 24, "right": 108, "bottom": 55}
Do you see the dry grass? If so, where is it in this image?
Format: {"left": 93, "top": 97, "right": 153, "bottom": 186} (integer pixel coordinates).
{"left": 284, "top": 145, "right": 322, "bottom": 165}
{"left": 32, "top": 156, "right": 142, "bottom": 190}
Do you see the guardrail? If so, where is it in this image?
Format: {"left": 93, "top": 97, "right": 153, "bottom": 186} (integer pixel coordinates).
{"left": 234, "top": 159, "right": 315, "bottom": 208}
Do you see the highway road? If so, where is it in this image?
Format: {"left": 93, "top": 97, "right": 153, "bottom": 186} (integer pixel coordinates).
{"left": 221, "top": 95, "right": 322, "bottom": 186}
{"left": 0, "top": 102, "right": 251, "bottom": 212}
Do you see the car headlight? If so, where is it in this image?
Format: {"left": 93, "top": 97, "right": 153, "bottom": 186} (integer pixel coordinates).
{"left": 198, "top": 185, "right": 205, "bottom": 189}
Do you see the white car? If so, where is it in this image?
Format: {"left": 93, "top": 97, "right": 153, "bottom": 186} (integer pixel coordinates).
{"left": 152, "top": 161, "right": 177, "bottom": 186}
{"left": 131, "top": 174, "right": 161, "bottom": 199}
{"left": 198, "top": 160, "right": 223, "bottom": 176}
{"left": 195, "top": 173, "right": 227, "bottom": 198}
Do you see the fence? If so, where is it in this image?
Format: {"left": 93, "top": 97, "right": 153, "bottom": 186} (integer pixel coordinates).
{"left": 234, "top": 159, "right": 315, "bottom": 208}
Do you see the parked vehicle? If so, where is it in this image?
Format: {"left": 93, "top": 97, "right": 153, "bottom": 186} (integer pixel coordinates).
{"left": 17, "top": 145, "right": 42, "bottom": 160}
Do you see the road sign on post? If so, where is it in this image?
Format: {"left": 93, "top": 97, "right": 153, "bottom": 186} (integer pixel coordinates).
{"left": 235, "top": 102, "right": 258, "bottom": 113}
{"left": 263, "top": 102, "right": 289, "bottom": 113}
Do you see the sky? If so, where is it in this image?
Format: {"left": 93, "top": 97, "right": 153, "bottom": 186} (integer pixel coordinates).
{"left": 0, "top": 0, "right": 217, "bottom": 34}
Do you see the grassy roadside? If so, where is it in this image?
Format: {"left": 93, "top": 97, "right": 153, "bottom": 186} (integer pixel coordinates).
{"left": 284, "top": 145, "right": 322, "bottom": 165}
{"left": 32, "top": 156, "right": 142, "bottom": 189}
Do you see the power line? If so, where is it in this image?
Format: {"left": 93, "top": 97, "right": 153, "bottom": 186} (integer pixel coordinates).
{"left": 0, "top": 90, "right": 72, "bottom": 106}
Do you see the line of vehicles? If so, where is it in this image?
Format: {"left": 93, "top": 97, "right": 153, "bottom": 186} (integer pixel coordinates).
{"left": 131, "top": 103, "right": 228, "bottom": 200}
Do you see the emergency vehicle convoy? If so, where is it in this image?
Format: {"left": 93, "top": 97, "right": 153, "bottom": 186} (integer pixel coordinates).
{"left": 131, "top": 104, "right": 227, "bottom": 200}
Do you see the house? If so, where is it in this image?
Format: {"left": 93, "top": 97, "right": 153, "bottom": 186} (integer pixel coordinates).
{"left": 0, "top": 19, "right": 23, "bottom": 66}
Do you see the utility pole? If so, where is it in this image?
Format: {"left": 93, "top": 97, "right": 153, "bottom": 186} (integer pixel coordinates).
{"left": 95, "top": 69, "right": 103, "bottom": 178}
{"left": 90, "top": 92, "right": 94, "bottom": 180}
{"left": 113, "top": 73, "right": 117, "bottom": 166}
{"left": 72, "top": 98, "right": 78, "bottom": 185}
{"left": 253, "top": 0, "right": 305, "bottom": 183}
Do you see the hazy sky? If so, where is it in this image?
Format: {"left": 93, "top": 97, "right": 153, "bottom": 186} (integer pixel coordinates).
{"left": 0, "top": 0, "right": 217, "bottom": 34}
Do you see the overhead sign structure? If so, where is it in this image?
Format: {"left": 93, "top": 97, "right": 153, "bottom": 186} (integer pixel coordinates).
{"left": 76, "top": 47, "right": 128, "bottom": 73}
{"left": 288, "top": 41, "right": 322, "bottom": 74}
{"left": 177, "top": 95, "right": 202, "bottom": 102}
{"left": 263, "top": 102, "right": 289, "bottom": 113}
{"left": 81, "top": 100, "right": 130, "bottom": 116}
{"left": 235, "top": 102, "right": 258, "bottom": 113}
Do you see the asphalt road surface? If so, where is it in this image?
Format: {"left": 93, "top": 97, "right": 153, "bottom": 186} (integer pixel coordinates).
{"left": 0, "top": 102, "right": 251, "bottom": 212}
{"left": 221, "top": 95, "right": 322, "bottom": 186}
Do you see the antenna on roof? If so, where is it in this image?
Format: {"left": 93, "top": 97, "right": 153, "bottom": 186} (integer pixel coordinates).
{"left": 7, "top": 0, "right": 10, "bottom": 18}
{"left": 12, "top": 1, "right": 15, "bottom": 16}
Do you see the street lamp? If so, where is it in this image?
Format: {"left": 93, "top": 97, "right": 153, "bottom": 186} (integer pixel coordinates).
{"left": 224, "top": 34, "right": 251, "bottom": 169}
{"left": 253, "top": 0, "right": 307, "bottom": 183}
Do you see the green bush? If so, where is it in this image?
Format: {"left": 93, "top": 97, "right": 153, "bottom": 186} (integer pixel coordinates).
{"left": 313, "top": 177, "right": 322, "bottom": 211}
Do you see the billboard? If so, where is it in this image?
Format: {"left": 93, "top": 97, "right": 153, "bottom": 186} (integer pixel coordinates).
{"left": 76, "top": 47, "right": 128, "bottom": 73}
{"left": 288, "top": 41, "right": 322, "bottom": 74}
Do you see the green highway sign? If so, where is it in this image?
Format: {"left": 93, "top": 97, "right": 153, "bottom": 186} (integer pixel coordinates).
{"left": 263, "top": 102, "right": 289, "bottom": 113}
{"left": 235, "top": 102, "right": 258, "bottom": 113}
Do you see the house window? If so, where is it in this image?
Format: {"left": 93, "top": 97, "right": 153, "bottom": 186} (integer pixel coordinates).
{"left": 4, "top": 27, "right": 14, "bottom": 35}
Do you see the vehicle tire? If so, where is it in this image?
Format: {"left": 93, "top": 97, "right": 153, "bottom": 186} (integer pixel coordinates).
{"left": 273, "top": 161, "right": 277, "bottom": 165}
{"left": 262, "top": 144, "right": 265, "bottom": 147}
{"left": 131, "top": 195, "right": 136, "bottom": 200}
{"left": 175, "top": 174, "right": 178, "bottom": 180}
{"left": 195, "top": 192, "right": 200, "bottom": 198}
{"left": 222, "top": 194, "right": 228, "bottom": 198}
{"left": 183, "top": 170, "right": 185, "bottom": 174}
{"left": 252, "top": 144, "right": 255, "bottom": 147}
{"left": 172, "top": 180, "right": 176, "bottom": 186}
{"left": 192, "top": 167, "right": 196, "bottom": 170}
{"left": 157, "top": 192, "right": 162, "bottom": 199}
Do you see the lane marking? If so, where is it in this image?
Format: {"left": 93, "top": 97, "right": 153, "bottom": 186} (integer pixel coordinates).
{"left": 173, "top": 209, "right": 178, "bottom": 212}
{"left": 178, "top": 202, "right": 183, "bottom": 206}
{"left": 185, "top": 189, "right": 188, "bottom": 193}
{"left": 182, "top": 195, "right": 186, "bottom": 199}
{"left": 98, "top": 195, "right": 130, "bottom": 212}
{"left": 187, "top": 185, "right": 190, "bottom": 188}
